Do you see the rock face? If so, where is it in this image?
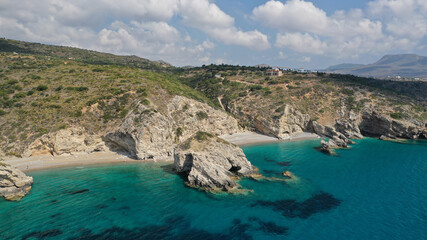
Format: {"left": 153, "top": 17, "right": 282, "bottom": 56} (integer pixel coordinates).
{"left": 311, "top": 121, "right": 353, "bottom": 148}
{"left": 106, "top": 96, "right": 241, "bottom": 160}
{"left": 174, "top": 132, "right": 256, "bottom": 191}
{"left": 334, "top": 110, "right": 363, "bottom": 139}
{"left": 235, "top": 104, "right": 311, "bottom": 139}
{"left": 359, "top": 110, "right": 426, "bottom": 139}
{"left": 23, "top": 127, "right": 106, "bottom": 157}
{"left": 0, "top": 164, "right": 33, "bottom": 201}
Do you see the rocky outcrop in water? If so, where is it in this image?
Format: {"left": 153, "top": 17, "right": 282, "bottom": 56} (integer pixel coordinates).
{"left": 174, "top": 132, "right": 256, "bottom": 191}
{"left": 23, "top": 127, "right": 107, "bottom": 157}
{"left": 0, "top": 164, "right": 33, "bottom": 201}
{"left": 311, "top": 121, "right": 353, "bottom": 148}
{"left": 359, "top": 110, "right": 426, "bottom": 139}
{"left": 106, "top": 96, "right": 241, "bottom": 160}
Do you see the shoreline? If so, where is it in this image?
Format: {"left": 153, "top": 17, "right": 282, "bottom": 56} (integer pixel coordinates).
{"left": 4, "top": 152, "right": 172, "bottom": 173}
{"left": 4, "top": 132, "right": 320, "bottom": 173}
{"left": 219, "top": 131, "right": 320, "bottom": 146}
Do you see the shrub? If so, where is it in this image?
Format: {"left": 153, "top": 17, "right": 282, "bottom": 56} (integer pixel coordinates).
{"left": 140, "top": 99, "right": 150, "bottom": 105}
{"left": 249, "top": 85, "right": 263, "bottom": 91}
{"left": 13, "top": 92, "right": 26, "bottom": 98}
{"left": 35, "top": 85, "right": 48, "bottom": 91}
{"left": 120, "top": 109, "right": 129, "bottom": 118}
{"left": 0, "top": 110, "right": 7, "bottom": 116}
{"left": 195, "top": 131, "right": 213, "bottom": 141}
{"left": 390, "top": 112, "right": 404, "bottom": 120}
{"left": 27, "top": 89, "right": 35, "bottom": 96}
{"left": 75, "top": 86, "right": 88, "bottom": 92}
{"left": 196, "top": 111, "right": 208, "bottom": 120}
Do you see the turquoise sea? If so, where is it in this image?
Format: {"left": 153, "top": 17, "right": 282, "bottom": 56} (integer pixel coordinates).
{"left": 1, "top": 138, "right": 426, "bottom": 240}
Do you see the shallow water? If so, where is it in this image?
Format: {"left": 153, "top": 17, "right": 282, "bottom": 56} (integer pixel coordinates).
{"left": 0, "top": 138, "right": 426, "bottom": 239}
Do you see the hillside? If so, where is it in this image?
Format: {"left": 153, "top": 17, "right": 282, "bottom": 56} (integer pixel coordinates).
{"left": 0, "top": 47, "right": 213, "bottom": 157}
{"left": 0, "top": 39, "right": 426, "bottom": 158}
{"left": 178, "top": 65, "right": 427, "bottom": 138}
{"left": 326, "top": 54, "right": 427, "bottom": 78}
{"left": 0, "top": 38, "right": 171, "bottom": 71}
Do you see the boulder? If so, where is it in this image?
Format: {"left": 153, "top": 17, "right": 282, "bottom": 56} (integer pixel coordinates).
{"left": 174, "top": 132, "right": 256, "bottom": 191}
{"left": 0, "top": 164, "right": 33, "bottom": 201}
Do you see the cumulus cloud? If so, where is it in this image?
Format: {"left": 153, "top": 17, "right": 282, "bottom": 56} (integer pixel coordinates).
{"left": 276, "top": 33, "right": 327, "bottom": 54}
{"left": 179, "top": 0, "right": 270, "bottom": 50}
{"left": 0, "top": 0, "right": 270, "bottom": 65}
{"left": 252, "top": 0, "right": 427, "bottom": 58}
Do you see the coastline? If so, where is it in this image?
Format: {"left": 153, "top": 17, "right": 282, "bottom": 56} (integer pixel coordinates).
{"left": 219, "top": 131, "right": 320, "bottom": 146}
{"left": 4, "top": 152, "right": 171, "bottom": 173}
{"left": 4, "top": 132, "right": 319, "bottom": 173}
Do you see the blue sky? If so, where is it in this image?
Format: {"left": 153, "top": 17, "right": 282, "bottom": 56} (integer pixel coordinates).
{"left": 1, "top": 0, "right": 426, "bottom": 69}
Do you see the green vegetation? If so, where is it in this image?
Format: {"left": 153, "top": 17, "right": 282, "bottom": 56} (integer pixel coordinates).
{"left": 195, "top": 131, "right": 214, "bottom": 142}
{"left": 390, "top": 112, "right": 404, "bottom": 120}
{"left": 0, "top": 38, "right": 425, "bottom": 156}
{"left": 196, "top": 111, "right": 208, "bottom": 120}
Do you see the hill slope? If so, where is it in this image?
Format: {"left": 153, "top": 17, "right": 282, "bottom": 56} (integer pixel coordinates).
{"left": 0, "top": 39, "right": 426, "bottom": 158}
{"left": 326, "top": 54, "right": 427, "bottom": 78}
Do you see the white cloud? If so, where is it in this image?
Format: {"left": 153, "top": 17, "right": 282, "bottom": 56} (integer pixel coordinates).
{"left": 0, "top": 0, "right": 271, "bottom": 66}
{"left": 367, "top": 0, "right": 427, "bottom": 39}
{"left": 252, "top": 0, "right": 329, "bottom": 34}
{"left": 179, "top": 0, "right": 270, "bottom": 50}
{"left": 276, "top": 33, "right": 327, "bottom": 55}
{"left": 252, "top": 0, "right": 427, "bottom": 59}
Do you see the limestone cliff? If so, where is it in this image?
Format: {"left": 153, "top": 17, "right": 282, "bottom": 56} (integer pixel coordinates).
{"left": 23, "top": 127, "right": 107, "bottom": 157}
{"left": 174, "top": 132, "right": 256, "bottom": 191}
{"left": 105, "top": 96, "right": 241, "bottom": 160}
{"left": 0, "top": 164, "right": 33, "bottom": 201}
{"left": 359, "top": 110, "right": 426, "bottom": 139}
{"left": 231, "top": 104, "right": 310, "bottom": 139}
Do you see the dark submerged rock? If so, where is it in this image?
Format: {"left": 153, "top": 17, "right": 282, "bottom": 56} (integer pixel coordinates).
{"left": 252, "top": 192, "right": 342, "bottom": 219}
{"left": 68, "top": 189, "right": 90, "bottom": 194}
{"left": 22, "top": 229, "right": 63, "bottom": 240}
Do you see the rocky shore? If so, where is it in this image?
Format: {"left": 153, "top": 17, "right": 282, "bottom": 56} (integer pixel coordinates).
{"left": 3, "top": 95, "right": 426, "bottom": 195}
{"left": 0, "top": 164, "right": 33, "bottom": 201}
{"left": 174, "top": 132, "right": 257, "bottom": 192}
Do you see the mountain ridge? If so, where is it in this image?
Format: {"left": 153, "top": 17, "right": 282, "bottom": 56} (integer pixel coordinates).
{"left": 325, "top": 54, "right": 427, "bottom": 78}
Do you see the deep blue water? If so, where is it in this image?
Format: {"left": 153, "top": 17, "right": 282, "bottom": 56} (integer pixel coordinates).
{"left": 0, "top": 138, "right": 426, "bottom": 240}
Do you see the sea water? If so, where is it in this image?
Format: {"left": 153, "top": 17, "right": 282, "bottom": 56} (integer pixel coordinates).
{"left": 0, "top": 138, "right": 426, "bottom": 239}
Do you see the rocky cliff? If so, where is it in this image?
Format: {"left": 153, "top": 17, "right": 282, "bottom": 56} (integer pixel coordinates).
{"left": 231, "top": 104, "right": 311, "bottom": 139}
{"left": 0, "top": 164, "right": 33, "bottom": 201}
{"left": 105, "top": 96, "right": 241, "bottom": 160}
{"left": 174, "top": 132, "right": 256, "bottom": 192}
{"left": 359, "top": 110, "right": 426, "bottom": 139}
{"left": 23, "top": 127, "right": 107, "bottom": 157}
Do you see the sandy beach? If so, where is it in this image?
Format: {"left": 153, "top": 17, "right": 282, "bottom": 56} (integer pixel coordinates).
{"left": 3, "top": 152, "right": 161, "bottom": 173}
{"left": 219, "top": 131, "right": 319, "bottom": 146}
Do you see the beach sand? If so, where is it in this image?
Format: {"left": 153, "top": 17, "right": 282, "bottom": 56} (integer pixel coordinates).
{"left": 4, "top": 152, "right": 162, "bottom": 173}
{"left": 219, "top": 131, "right": 319, "bottom": 146}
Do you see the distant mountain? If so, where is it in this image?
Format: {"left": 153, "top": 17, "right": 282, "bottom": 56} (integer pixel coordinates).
{"left": 325, "top": 63, "right": 364, "bottom": 72}
{"left": 325, "top": 54, "right": 427, "bottom": 78}
{"left": 254, "top": 64, "right": 270, "bottom": 68}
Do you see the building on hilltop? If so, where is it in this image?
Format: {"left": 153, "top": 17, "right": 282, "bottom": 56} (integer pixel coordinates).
{"left": 266, "top": 68, "right": 283, "bottom": 76}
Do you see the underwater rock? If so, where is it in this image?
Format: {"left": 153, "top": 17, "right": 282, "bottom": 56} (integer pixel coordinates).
{"left": 252, "top": 192, "right": 342, "bottom": 219}
{"left": 22, "top": 229, "right": 63, "bottom": 240}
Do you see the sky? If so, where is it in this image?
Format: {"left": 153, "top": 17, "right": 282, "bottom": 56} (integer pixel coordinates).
{"left": 1, "top": 0, "right": 426, "bottom": 69}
